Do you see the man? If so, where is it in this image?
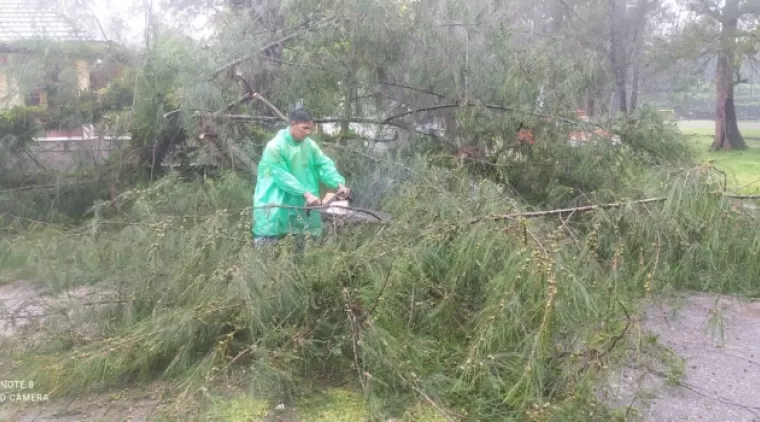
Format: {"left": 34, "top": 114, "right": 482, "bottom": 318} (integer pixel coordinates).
{"left": 252, "top": 108, "right": 350, "bottom": 247}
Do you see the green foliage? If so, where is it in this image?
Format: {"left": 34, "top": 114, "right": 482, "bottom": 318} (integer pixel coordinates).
{"left": 0, "top": 84, "right": 132, "bottom": 138}
{"left": 296, "top": 388, "right": 369, "bottom": 421}
{"left": 0, "top": 106, "right": 44, "bottom": 188}
{"left": 431, "top": 108, "right": 698, "bottom": 209}
{"left": 127, "top": 32, "right": 219, "bottom": 148}
{"left": 0, "top": 0, "right": 757, "bottom": 419}
{"left": 614, "top": 108, "right": 697, "bottom": 166}
{"left": 0, "top": 167, "right": 134, "bottom": 230}
{"left": 0, "top": 45, "right": 135, "bottom": 137}
{"left": 1, "top": 126, "right": 756, "bottom": 420}
{"left": 200, "top": 395, "right": 269, "bottom": 421}
{"left": 97, "top": 75, "right": 136, "bottom": 112}
{"left": 0, "top": 106, "right": 42, "bottom": 151}
{"left": 678, "top": 120, "right": 760, "bottom": 193}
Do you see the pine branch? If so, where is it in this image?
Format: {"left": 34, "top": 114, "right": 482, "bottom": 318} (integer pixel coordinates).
{"left": 475, "top": 197, "right": 669, "bottom": 223}
{"left": 359, "top": 259, "right": 396, "bottom": 323}
{"left": 206, "top": 114, "right": 279, "bottom": 122}
{"left": 252, "top": 93, "right": 288, "bottom": 122}
{"left": 209, "top": 32, "right": 309, "bottom": 80}
{"left": 208, "top": 17, "right": 335, "bottom": 80}
{"left": 382, "top": 101, "right": 602, "bottom": 130}
{"left": 602, "top": 300, "right": 632, "bottom": 358}
{"left": 313, "top": 117, "right": 447, "bottom": 140}
{"left": 372, "top": 81, "right": 448, "bottom": 98}
{"left": 218, "top": 92, "right": 254, "bottom": 114}
{"left": 472, "top": 192, "right": 760, "bottom": 224}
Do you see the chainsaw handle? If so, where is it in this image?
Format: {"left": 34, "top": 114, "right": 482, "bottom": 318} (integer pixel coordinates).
{"left": 304, "top": 190, "right": 352, "bottom": 217}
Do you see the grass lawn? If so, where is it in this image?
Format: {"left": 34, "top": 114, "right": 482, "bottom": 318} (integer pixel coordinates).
{"left": 678, "top": 120, "right": 760, "bottom": 193}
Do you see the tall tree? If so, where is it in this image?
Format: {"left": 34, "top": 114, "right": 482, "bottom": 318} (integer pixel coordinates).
{"left": 680, "top": 0, "right": 760, "bottom": 150}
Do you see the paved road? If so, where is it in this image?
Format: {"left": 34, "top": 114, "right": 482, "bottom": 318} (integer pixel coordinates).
{"left": 604, "top": 292, "right": 760, "bottom": 421}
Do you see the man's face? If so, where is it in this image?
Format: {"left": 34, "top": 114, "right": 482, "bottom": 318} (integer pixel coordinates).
{"left": 290, "top": 121, "right": 313, "bottom": 141}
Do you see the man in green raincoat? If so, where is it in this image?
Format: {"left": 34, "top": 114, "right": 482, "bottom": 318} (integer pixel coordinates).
{"left": 252, "top": 108, "right": 350, "bottom": 247}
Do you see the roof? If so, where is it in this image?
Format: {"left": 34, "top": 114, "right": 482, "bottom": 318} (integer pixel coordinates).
{"left": 0, "top": 0, "right": 101, "bottom": 42}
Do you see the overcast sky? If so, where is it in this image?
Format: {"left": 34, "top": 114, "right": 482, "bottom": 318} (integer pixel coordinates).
{"left": 82, "top": 0, "right": 688, "bottom": 47}
{"left": 84, "top": 0, "right": 212, "bottom": 46}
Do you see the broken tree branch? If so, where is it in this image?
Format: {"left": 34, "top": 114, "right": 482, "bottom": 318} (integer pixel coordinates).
{"left": 383, "top": 101, "right": 601, "bottom": 130}
{"left": 208, "top": 114, "right": 280, "bottom": 122}
{"left": 252, "top": 93, "right": 289, "bottom": 122}
{"left": 207, "top": 73, "right": 288, "bottom": 122}
{"left": 220, "top": 72, "right": 289, "bottom": 121}
{"left": 219, "top": 92, "right": 254, "bottom": 114}
{"left": 480, "top": 197, "right": 669, "bottom": 222}
{"left": 198, "top": 112, "right": 442, "bottom": 140}
{"left": 314, "top": 117, "right": 450, "bottom": 142}
{"left": 471, "top": 192, "right": 760, "bottom": 224}
{"left": 601, "top": 300, "right": 632, "bottom": 358}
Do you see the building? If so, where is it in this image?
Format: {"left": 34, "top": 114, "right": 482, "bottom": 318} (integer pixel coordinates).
{"left": 0, "top": 0, "right": 130, "bottom": 168}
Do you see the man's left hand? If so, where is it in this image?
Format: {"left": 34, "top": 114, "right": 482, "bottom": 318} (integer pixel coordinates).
{"left": 336, "top": 184, "right": 351, "bottom": 199}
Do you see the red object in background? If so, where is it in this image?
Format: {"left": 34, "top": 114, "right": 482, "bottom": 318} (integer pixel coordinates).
{"left": 514, "top": 110, "right": 617, "bottom": 146}
{"left": 45, "top": 127, "right": 84, "bottom": 138}
{"left": 516, "top": 128, "right": 535, "bottom": 145}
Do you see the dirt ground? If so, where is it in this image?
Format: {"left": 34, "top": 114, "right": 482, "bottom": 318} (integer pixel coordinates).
{"left": 3, "top": 280, "right": 760, "bottom": 421}
{"left": 0, "top": 393, "right": 162, "bottom": 422}
{"left": 0, "top": 280, "right": 164, "bottom": 421}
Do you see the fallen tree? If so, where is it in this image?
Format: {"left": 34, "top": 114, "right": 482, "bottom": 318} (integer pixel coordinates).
{"left": 3, "top": 133, "right": 760, "bottom": 419}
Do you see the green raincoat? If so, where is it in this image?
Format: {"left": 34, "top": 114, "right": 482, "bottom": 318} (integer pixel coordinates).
{"left": 253, "top": 128, "right": 346, "bottom": 238}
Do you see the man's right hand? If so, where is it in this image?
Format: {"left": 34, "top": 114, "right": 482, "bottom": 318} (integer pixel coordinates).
{"left": 304, "top": 192, "right": 321, "bottom": 207}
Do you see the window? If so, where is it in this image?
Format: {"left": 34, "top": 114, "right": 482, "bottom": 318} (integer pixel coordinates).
{"left": 24, "top": 89, "right": 40, "bottom": 107}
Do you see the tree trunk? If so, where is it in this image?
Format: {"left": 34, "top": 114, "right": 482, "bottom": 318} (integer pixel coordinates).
{"left": 340, "top": 93, "right": 352, "bottom": 146}
{"left": 339, "top": 62, "right": 358, "bottom": 146}
{"left": 608, "top": 0, "right": 628, "bottom": 115}
{"left": 628, "top": 0, "right": 649, "bottom": 112}
{"left": 630, "top": 57, "right": 641, "bottom": 111}
{"left": 443, "top": 108, "right": 458, "bottom": 143}
{"left": 613, "top": 67, "right": 627, "bottom": 114}
{"left": 443, "top": 24, "right": 468, "bottom": 149}
{"left": 712, "top": 2, "right": 746, "bottom": 150}
{"left": 586, "top": 90, "right": 595, "bottom": 117}
{"left": 141, "top": 128, "right": 186, "bottom": 178}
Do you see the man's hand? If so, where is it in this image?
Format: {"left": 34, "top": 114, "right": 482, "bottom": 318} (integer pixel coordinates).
{"left": 304, "top": 192, "right": 321, "bottom": 207}
{"left": 336, "top": 184, "right": 351, "bottom": 199}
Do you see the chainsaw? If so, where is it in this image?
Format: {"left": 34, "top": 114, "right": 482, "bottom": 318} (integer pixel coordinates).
{"left": 305, "top": 190, "right": 391, "bottom": 225}
{"left": 305, "top": 190, "right": 352, "bottom": 218}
